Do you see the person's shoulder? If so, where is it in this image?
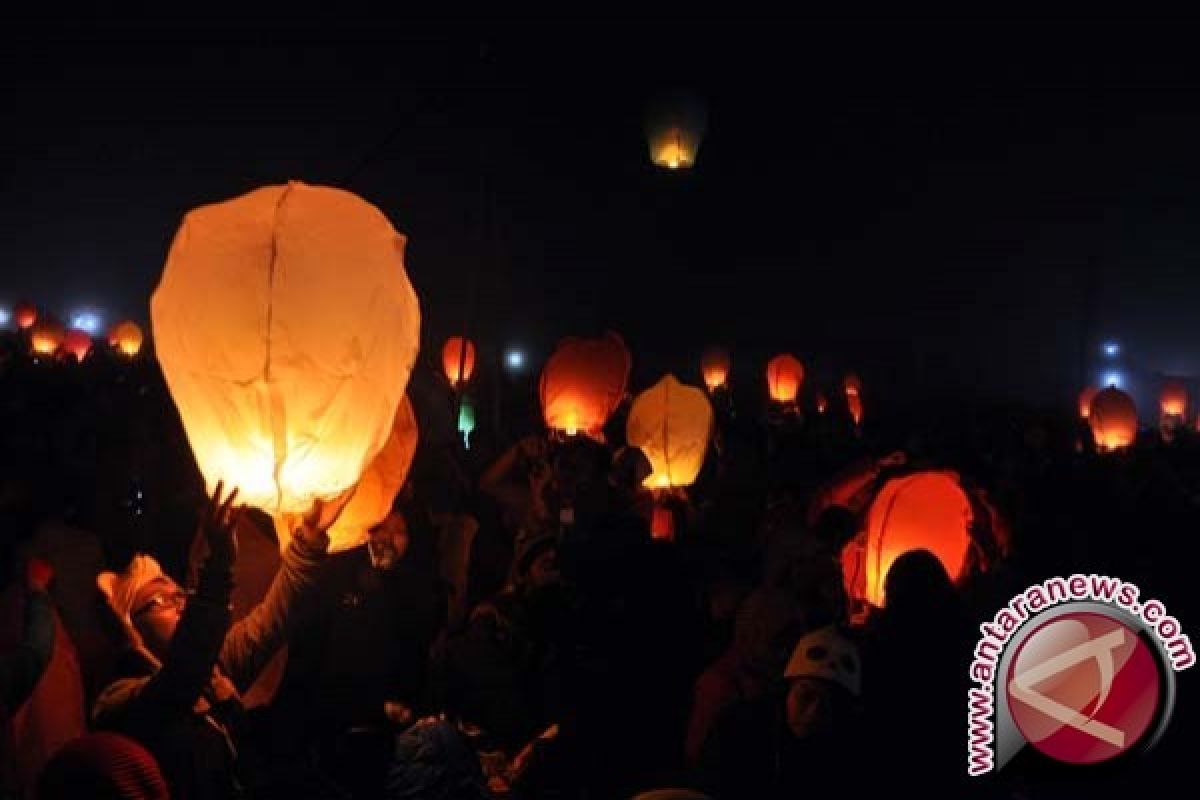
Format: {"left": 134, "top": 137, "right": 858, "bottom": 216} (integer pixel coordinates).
{"left": 93, "top": 674, "right": 152, "bottom": 723}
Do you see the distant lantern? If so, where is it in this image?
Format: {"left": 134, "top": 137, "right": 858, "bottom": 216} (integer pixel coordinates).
{"left": 847, "top": 392, "right": 864, "bottom": 426}
{"left": 458, "top": 395, "right": 477, "bottom": 449}
{"left": 277, "top": 395, "right": 419, "bottom": 554}
{"left": 843, "top": 471, "right": 974, "bottom": 608}
{"left": 14, "top": 303, "right": 37, "bottom": 330}
{"left": 539, "top": 332, "right": 632, "bottom": 439}
{"left": 151, "top": 181, "right": 421, "bottom": 515}
{"left": 844, "top": 373, "right": 862, "bottom": 397}
{"left": 63, "top": 329, "right": 92, "bottom": 362}
{"left": 30, "top": 318, "right": 65, "bottom": 356}
{"left": 645, "top": 91, "right": 707, "bottom": 170}
{"left": 766, "top": 353, "right": 805, "bottom": 405}
{"left": 1078, "top": 386, "right": 1098, "bottom": 419}
{"left": 109, "top": 320, "right": 144, "bottom": 357}
{"left": 815, "top": 392, "right": 828, "bottom": 413}
{"left": 1160, "top": 380, "right": 1188, "bottom": 418}
{"left": 442, "top": 336, "right": 477, "bottom": 388}
{"left": 1088, "top": 386, "right": 1137, "bottom": 452}
{"left": 626, "top": 374, "right": 714, "bottom": 490}
{"left": 700, "top": 347, "right": 730, "bottom": 392}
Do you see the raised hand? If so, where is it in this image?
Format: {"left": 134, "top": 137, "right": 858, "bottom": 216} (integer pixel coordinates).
{"left": 200, "top": 480, "right": 242, "bottom": 570}
{"left": 293, "top": 485, "right": 356, "bottom": 550}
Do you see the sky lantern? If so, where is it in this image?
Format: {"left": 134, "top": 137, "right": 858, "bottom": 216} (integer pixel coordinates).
{"left": 1088, "top": 386, "right": 1137, "bottom": 452}
{"left": 847, "top": 392, "right": 864, "bottom": 426}
{"left": 457, "top": 395, "right": 477, "bottom": 449}
{"left": 540, "top": 332, "right": 631, "bottom": 439}
{"left": 276, "top": 395, "right": 419, "bottom": 554}
{"left": 815, "top": 392, "right": 828, "bottom": 413}
{"left": 645, "top": 91, "right": 707, "bottom": 170}
{"left": 766, "top": 353, "right": 804, "bottom": 405}
{"left": 30, "top": 318, "right": 64, "bottom": 356}
{"left": 844, "top": 373, "right": 862, "bottom": 397}
{"left": 843, "top": 471, "right": 974, "bottom": 608}
{"left": 626, "top": 374, "right": 714, "bottom": 490}
{"left": 700, "top": 347, "right": 730, "bottom": 392}
{"left": 151, "top": 181, "right": 421, "bottom": 515}
{"left": 62, "top": 329, "right": 92, "bottom": 362}
{"left": 14, "top": 302, "right": 37, "bottom": 330}
{"left": 442, "top": 335, "right": 476, "bottom": 388}
{"left": 1078, "top": 386, "right": 1098, "bottom": 419}
{"left": 1160, "top": 380, "right": 1188, "bottom": 418}
{"left": 108, "top": 320, "right": 144, "bottom": 357}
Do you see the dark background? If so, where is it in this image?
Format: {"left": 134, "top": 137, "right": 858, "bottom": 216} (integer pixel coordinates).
{"left": 4, "top": 16, "right": 1200, "bottom": 407}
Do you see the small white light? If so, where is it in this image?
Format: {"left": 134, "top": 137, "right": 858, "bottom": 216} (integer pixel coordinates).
{"left": 1103, "top": 342, "right": 1120, "bottom": 357}
{"left": 0, "top": 308, "right": 9, "bottom": 327}
{"left": 506, "top": 349, "right": 525, "bottom": 370}
{"left": 71, "top": 310, "right": 103, "bottom": 335}
{"left": 1104, "top": 371, "right": 1122, "bottom": 388}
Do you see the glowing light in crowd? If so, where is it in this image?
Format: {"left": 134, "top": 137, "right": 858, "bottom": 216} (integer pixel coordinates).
{"left": 1104, "top": 371, "right": 1122, "bottom": 389}
{"left": 70, "top": 310, "right": 103, "bottom": 335}
{"left": 1103, "top": 341, "right": 1120, "bottom": 357}
{"left": 0, "top": 308, "right": 9, "bottom": 327}
{"left": 506, "top": 349, "right": 525, "bottom": 370}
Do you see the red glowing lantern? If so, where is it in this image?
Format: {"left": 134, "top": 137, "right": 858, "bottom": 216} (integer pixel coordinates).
{"left": 700, "top": 347, "right": 730, "bottom": 392}
{"left": 62, "top": 329, "right": 92, "bottom": 362}
{"left": 1160, "top": 380, "right": 1188, "bottom": 418}
{"left": 14, "top": 303, "right": 37, "bottom": 330}
{"left": 766, "top": 353, "right": 804, "bottom": 405}
{"left": 30, "top": 319, "right": 65, "bottom": 356}
{"left": 1078, "top": 386, "right": 1098, "bottom": 419}
{"left": 842, "top": 471, "right": 974, "bottom": 608}
{"left": 815, "top": 392, "right": 828, "bottom": 413}
{"left": 847, "top": 392, "right": 864, "bottom": 426}
{"left": 1089, "top": 387, "right": 1137, "bottom": 452}
{"left": 442, "top": 336, "right": 476, "bottom": 388}
{"left": 540, "top": 332, "right": 631, "bottom": 438}
{"left": 844, "top": 373, "right": 862, "bottom": 397}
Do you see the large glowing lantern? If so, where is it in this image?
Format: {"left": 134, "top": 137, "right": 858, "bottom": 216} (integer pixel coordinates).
{"left": 626, "top": 374, "right": 713, "bottom": 490}
{"left": 844, "top": 471, "right": 973, "bottom": 608}
{"left": 442, "top": 336, "right": 476, "bottom": 388}
{"left": 766, "top": 353, "right": 804, "bottom": 404}
{"left": 540, "top": 332, "right": 631, "bottom": 438}
{"left": 645, "top": 91, "right": 707, "bottom": 170}
{"left": 1088, "top": 387, "right": 1137, "bottom": 452}
{"left": 1160, "top": 381, "right": 1188, "bottom": 418}
{"left": 151, "top": 182, "right": 421, "bottom": 514}
{"left": 14, "top": 303, "right": 37, "bottom": 330}
{"left": 700, "top": 347, "right": 730, "bottom": 392}
{"left": 62, "top": 329, "right": 92, "bottom": 362}
{"left": 30, "top": 319, "right": 65, "bottom": 356}
{"left": 276, "top": 395, "right": 419, "bottom": 554}
{"left": 108, "top": 320, "right": 144, "bottom": 357}
{"left": 1078, "top": 386, "right": 1098, "bottom": 419}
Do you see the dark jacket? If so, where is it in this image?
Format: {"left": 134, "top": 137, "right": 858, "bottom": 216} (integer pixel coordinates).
{"left": 92, "top": 537, "right": 326, "bottom": 800}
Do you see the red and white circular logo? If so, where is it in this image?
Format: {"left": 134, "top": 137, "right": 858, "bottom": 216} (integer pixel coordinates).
{"left": 1006, "top": 612, "right": 1163, "bottom": 765}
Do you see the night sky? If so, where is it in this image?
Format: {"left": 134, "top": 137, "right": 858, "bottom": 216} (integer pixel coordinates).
{"left": 5, "top": 17, "right": 1200, "bottom": 407}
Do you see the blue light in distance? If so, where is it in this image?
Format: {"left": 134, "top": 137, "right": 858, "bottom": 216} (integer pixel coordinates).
{"left": 506, "top": 349, "right": 525, "bottom": 370}
{"left": 70, "top": 310, "right": 103, "bottom": 334}
{"left": 1103, "top": 342, "right": 1120, "bottom": 358}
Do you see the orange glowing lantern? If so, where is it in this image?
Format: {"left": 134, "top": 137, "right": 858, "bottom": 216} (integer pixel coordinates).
{"left": 108, "top": 320, "right": 144, "bottom": 357}
{"left": 14, "top": 303, "right": 37, "bottom": 330}
{"left": 540, "top": 332, "right": 631, "bottom": 438}
{"left": 843, "top": 471, "right": 973, "bottom": 608}
{"left": 151, "top": 181, "right": 421, "bottom": 515}
{"left": 1088, "top": 387, "right": 1137, "bottom": 452}
{"left": 276, "top": 395, "right": 419, "bottom": 554}
{"left": 766, "top": 353, "right": 804, "bottom": 405}
{"left": 1078, "top": 386, "right": 1098, "bottom": 419}
{"left": 626, "top": 375, "right": 713, "bottom": 490}
{"left": 1160, "top": 380, "right": 1188, "bottom": 418}
{"left": 700, "top": 347, "right": 730, "bottom": 392}
{"left": 62, "top": 329, "right": 92, "bottom": 362}
{"left": 30, "top": 319, "right": 65, "bottom": 356}
{"left": 645, "top": 91, "right": 707, "bottom": 170}
{"left": 844, "top": 373, "right": 862, "bottom": 397}
{"left": 442, "top": 336, "right": 476, "bottom": 388}
{"left": 816, "top": 392, "right": 828, "bottom": 413}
